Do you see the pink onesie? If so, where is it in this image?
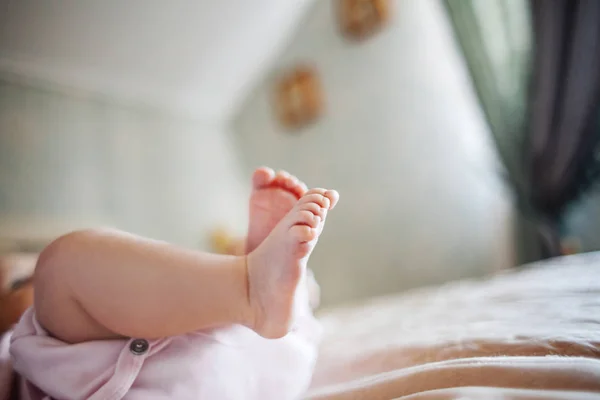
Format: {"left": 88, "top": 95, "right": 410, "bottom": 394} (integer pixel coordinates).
{"left": 9, "top": 287, "right": 321, "bottom": 399}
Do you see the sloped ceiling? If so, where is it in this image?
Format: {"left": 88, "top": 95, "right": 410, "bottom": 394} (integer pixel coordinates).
{"left": 0, "top": 0, "right": 314, "bottom": 122}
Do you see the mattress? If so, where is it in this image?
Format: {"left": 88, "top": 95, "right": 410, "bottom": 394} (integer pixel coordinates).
{"left": 307, "top": 253, "right": 600, "bottom": 399}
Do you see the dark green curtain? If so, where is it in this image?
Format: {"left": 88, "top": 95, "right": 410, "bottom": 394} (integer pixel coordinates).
{"left": 444, "top": 0, "right": 600, "bottom": 264}
{"left": 444, "top": 0, "right": 532, "bottom": 195}
{"left": 444, "top": 0, "right": 537, "bottom": 263}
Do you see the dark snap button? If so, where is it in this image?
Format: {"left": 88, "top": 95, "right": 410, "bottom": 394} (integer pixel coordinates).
{"left": 130, "top": 339, "right": 149, "bottom": 355}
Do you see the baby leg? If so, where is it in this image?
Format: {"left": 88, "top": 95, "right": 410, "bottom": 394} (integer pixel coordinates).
{"left": 34, "top": 189, "right": 337, "bottom": 343}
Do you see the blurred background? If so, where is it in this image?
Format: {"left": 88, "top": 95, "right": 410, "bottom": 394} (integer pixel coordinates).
{"left": 1, "top": 0, "right": 599, "bottom": 307}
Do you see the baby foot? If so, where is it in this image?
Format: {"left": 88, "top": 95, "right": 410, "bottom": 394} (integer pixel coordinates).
{"left": 246, "top": 167, "right": 308, "bottom": 253}
{"left": 246, "top": 188, "right": 339, "bottom": 339}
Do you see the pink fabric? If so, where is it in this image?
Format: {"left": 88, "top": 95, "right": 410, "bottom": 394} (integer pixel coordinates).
{"left": 9, "top": 295, "right": 321, "bottom": 399}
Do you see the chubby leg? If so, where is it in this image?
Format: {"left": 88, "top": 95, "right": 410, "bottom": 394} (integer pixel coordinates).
{"left": 35, "top": 230, "right": 252, "bottom": 343}
{"left": 34, "top": 187, "right": 337, "bottom": 344}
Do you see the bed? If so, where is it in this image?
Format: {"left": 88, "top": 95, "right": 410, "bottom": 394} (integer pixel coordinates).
{"left": 306, "top": 252, "right": 600, "bottom": 399}
{"left": 0, "top": 252, "right": 599, "bottom": 399}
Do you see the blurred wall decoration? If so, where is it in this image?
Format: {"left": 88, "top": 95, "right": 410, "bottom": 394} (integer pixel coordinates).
{"left": 338, "top": 0, "right": 390, "bottom": 41}
{"left": 274, "top": 64, "right": 324, "bottom": 130}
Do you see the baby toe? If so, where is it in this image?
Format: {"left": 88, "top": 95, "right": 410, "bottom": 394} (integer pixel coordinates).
{"left": 289, "top": 225, "right": 317, "bottom": 243}
{"left": 295, "top": 210, "right": 320, "bottom": 228}
{"left": 284, "top": 177, "right": 306, "bottom": 199}
{"left": 300, "top": 192, "right": 330, "bottom": 209}
{"left": 252, "top": 167, "right": 275, "bottom": 188}
{"left": 324, "top": 190, "right": 339, "bottom": 209}
{"left": 300, "top": 201, "right": 326, "bottom": 219}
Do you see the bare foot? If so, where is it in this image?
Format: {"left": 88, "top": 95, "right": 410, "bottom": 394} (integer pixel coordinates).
{"left": 246, "top": 188, "right": 339, "bottom": 339}
{"left": 246, "top": 167, "right": 308, "bottom": 253}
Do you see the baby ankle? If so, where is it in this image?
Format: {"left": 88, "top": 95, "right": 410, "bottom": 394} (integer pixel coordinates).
{"left": 239, "top": 255, "right": 257, "bottom": 329}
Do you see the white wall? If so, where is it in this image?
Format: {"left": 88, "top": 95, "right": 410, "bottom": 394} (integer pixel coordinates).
{"left": 233, "top": 0, "right": 515, "bottom": 305}
{"left": 0, "top": 80, "right": 248, "bottom": 249}
{"left": 0, "top": 0, "right": 315, "bottom": 122}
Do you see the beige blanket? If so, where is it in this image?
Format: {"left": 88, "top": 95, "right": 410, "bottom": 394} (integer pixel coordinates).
{"left": 308, "top": 253, "right": 600, "bottom": 399}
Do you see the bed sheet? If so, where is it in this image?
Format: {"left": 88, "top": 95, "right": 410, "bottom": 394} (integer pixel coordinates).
{"left": 308, "top": 253, "right": 600, "bottom": 399}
